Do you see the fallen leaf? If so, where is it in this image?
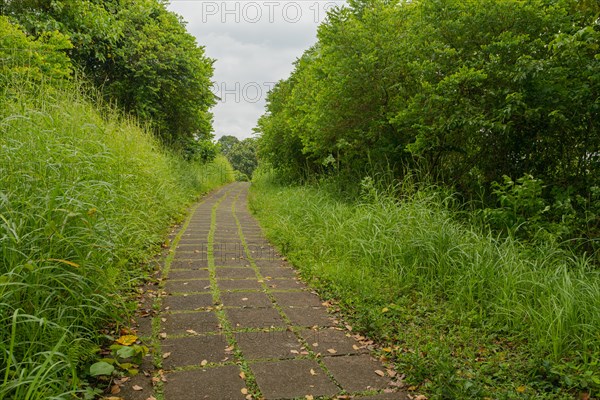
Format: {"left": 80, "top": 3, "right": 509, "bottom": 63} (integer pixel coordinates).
{"left": 186, "top": 329, "right": 198, "bottom": 335}
{"left": 414, "top": 396, "right": 428, "bottom": 400}
{"left": 225, "top": 345, "right": 235, "bottom": 352}
{"left": 345, "top": 324, "right": 353, "bottom": 331}
{"left": 387, "top": 369, "right": 397, "bottom": 378}
{"left": 408, "top": 385, "right": 417, "bottom": 391}
{"left": 310, "top": 369, "right": 317, "bottom": 376}
{"left": 110, "top": 385, "right": 121, "bottom": 394}
{"left": 305, "top": 396, "right": 314, "bottom": 400}
{"left": 116, "top": 335, "right": 138, "bottom": 346}
{"left": 352, "top": 345, "right": 360, "bottom": 350}
{"left": 312, "top": 342, "right": 319, "bottom": 347}
{"left": 239, "top": 372, "right": 246, "bottom": 379}
{"left": 327, "top": 349, "right": 337, "bottom": 354}
{"left": 201, "top": 359, "right": 208, "bottom": 366}
{"left": 159, "top": 332, "right": 167, "bottom": 339}
{"left": 241, "top": 388, "right": 248, "bottom": 395}
{"left": 132, "top": 385, "right": 143, "bottom": 391}
{"left": 290, "top": 350, "right": 299, "bottom": 354}
{"left": 375, "top": 370, "right": 385, "bottom": 377}
{"left": 146, "top": 397, "right": 157, "bottom": 400}
{"left": 162, "top": 352, "right": 171, "bottom": 359}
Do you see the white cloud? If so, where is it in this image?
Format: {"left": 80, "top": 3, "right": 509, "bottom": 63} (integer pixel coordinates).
{"left": 168, "top": 0, "right": 345, "bottom": 139}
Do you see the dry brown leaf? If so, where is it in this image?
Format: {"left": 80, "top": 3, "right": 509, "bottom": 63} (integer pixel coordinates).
{"left": 387, "top": 369, "right": 397, "bottom": 378}
{"left": 312, "top": 342, "right": 319, "bottom": 347}
{"left": 326, "top": 349, "right": 337, "bottom": 354}
{"left": 186, "top": 329, "right": 198, "bottom": 335}
{"left": 146, "top": 397, "right": 157, "bottom": 400}
{"left": 310, "top": 369, "right": 317, "bottom": 376}
{"left": 241, "top": 388, "right": 248, "bottom": 395}
{"left": 110, "top": 385, "right": 121, "bottom": 394}
{"left": 375, "top": 370, "right": 385, "bottom": 377}
{"left": 225, "top": 345, "right": 235, "bottom": 352}
{"left": 239, "top": 372, "right": 246, "bottom": 379}
{"left": 290, "top": 350, "right": 299, "bottom": 354}
{"left": 159, "top": 332, "right": 167, "bottom": 339}
{"left": 162, "top": 352, "right": 171, "bottom": 359}
{"left": 200, "top": 359, "right": 208, "bottom": 366}
{"left": 414, "top": 396, "right": 428, "bottom": 400}
{"left": 352, "top": 345, "right": 360, "bottom": 350}
{"left": 132, "top": 385, "right": 143, "bottom": 391}
{"left": 161, "top": 318, "right": 166, "bottom": 322}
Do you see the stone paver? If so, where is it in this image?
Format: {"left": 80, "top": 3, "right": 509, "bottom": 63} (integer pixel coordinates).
{"left": 162, "top": 293, "right": 214, "bottom": 311}
{"left": 271, "top": 291, "right": 323, "bottom": 307}
{"left": 226, "top": 307, "right": 286, "bottom": 329}
{"left": 322, "top": 355, "right": 391, "bottom": 392}
{"left": 138, "top": 183, "right": 408, "bottom": 400}
{"left": 161, "top": 311, "right": 220, "bottom": 335}
{"left": 168, "top": 268, "right": 210, "bottom": 280}
{"left": 284, "top": 306, "right": 335, "bottom": 327}
{"left": 234, "top": 330, "right": 304, "bottom": 360}
{"left": 217, "top": 278, "right": 263, "bottom": 291}
{"left": 220, "top": 291, "right": 273, "bottom": 308}
{"left": 165, "top": 279, "right": 211, "bottom": 293}
{"left": 250, "top": 359, "right": 339, "bottom": 399}
{"left": 164, "top": 366, "right": 246, "bottom": 400}
{"left": 161, "top": 335, "right": 228, "bottom": 369}
{"left": 302, "top": 328, "right": 367, "bottom": 356}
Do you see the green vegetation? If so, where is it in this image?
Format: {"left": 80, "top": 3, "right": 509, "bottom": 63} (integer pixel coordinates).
{"left": 250, "top": 170, "right": 600, "bottom": 398}
{"left": 256, "top": 0, "right": 600, "bottom": 249}
{"left": 252, "top": 1, "right": 599, "bottom": 397}
{"left": 0, "top": 13, "right": 232, "bottom": 399}
{"left": 2, "top": 0, "right": 216, "bottom": 151}
{"left": 218, "top": 135, "right": 259, "bottom": 180}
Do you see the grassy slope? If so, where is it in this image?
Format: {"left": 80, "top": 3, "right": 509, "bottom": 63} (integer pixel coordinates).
{"left": 249, "top": 171, "right": 600, "bottom": 399}
{"left": 0, "top": 81, "right": 233, "bottom": 399}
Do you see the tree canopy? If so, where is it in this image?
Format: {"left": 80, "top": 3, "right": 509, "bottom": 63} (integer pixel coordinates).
{"left": 1, "top": 0, "right": 216, "bottom": 149}
{"left": 256, "top": 0, "right": 600, "bottom": 242}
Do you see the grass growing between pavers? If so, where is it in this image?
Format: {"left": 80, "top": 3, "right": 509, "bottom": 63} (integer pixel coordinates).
{"left": 248, "top": 172, "right": 600, "bottom": 399}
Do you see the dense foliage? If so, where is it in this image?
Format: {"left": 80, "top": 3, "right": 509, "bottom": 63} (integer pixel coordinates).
{"left": 250, "top": 170, "right": 600, "bottom": 398}
{"left": 256, "top": 0, "right": 600, "bottom": 249}
{"left": 1, "top": 0, "right": 216, "bottom": 149}
{"left": 218, "top": 135, "right": 259, "bottom": 180}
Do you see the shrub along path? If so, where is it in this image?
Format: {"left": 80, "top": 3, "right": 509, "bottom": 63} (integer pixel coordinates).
{"left": 119, "top": 182, "right": 407, "bottom": 400}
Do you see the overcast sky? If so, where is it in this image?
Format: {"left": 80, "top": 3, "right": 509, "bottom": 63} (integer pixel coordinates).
{"left": 167, "top": 0, "right": 346, "bottom": 140}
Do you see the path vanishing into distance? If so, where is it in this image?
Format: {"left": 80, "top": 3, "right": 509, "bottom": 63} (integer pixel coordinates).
{"left": 120, "top": 182, "right": 408, "bottom": 400}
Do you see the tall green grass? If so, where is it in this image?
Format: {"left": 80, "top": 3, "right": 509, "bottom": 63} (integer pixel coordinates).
{"left": 249, "top": 169, "right": 600, "bottom": 397}
{"left": 0, "top": 79, "right": 233, "bottom": 399}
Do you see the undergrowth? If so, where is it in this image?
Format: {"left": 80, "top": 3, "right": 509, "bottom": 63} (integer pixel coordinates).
{"left": 249, "top": 168, "right": 600, "bottom": 399}
{"left": 0, "top": 79, "right": 233, "bottom": 399}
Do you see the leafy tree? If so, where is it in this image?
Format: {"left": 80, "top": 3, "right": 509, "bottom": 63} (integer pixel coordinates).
{"left": 224, "top": 137, "right": 258, "bottom": 179}
{"left": 217, "top": 135, "right": 240, "bottom": 157}
{"left": 256, "top": 0, "right": 600, "bottom": 242}
{"left": 1, "top": 0, "right": 216, "bottom": 147}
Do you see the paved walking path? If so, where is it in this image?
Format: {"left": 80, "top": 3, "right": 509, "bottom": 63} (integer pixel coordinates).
{"left": 121, "top": 183, "right": 407, "bottom": 400}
